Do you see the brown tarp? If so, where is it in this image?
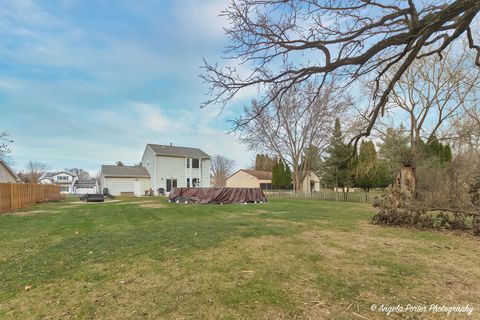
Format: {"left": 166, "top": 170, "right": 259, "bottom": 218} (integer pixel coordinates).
{"left": 169, "top": 187, "right": 267, "bottom": 204}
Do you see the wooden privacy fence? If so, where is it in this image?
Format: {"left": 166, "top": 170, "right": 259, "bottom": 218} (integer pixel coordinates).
{"left": 0, "top": 183, "right": 61, "bottom": 213}
{"left": 265, "top": 190, "right": 381, "bottom": 204}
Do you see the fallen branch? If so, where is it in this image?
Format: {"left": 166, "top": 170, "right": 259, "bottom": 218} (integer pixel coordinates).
{"left": 428, "top": 207, "right": 480, "bottom": 217}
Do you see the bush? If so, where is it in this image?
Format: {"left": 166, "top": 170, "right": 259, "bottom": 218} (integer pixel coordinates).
{"left": 473, "top": 217, "right": 480, "bottom": 237}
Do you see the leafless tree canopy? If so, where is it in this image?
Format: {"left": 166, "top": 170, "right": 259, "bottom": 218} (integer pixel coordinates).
{"left": 240, "top": 81, "right": 350, "bottom": 190}
{"left": 0, "top": 132, "right": 13, "bottom": 160}
{"left": 210, "top": 155, "right": 236, "bottom": 187}
{"left": 383, "top": 46, "right": 480, "bottom": 148}
{"left": 202, "top": 0, "right": 480, "bottom": 147}
{"left": 25, "top": 161, "right": 48, "bottom": 183}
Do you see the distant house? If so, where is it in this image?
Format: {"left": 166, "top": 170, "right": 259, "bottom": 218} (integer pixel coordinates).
{"left": 73, "top": 179, "right": 99, "bottom": 195}
{"left": 100, "top": 165, "right": 151, "bottom": 196}
{"left": 226, "top": 170, "right": 273, "bottom": 190}
{"left": 0, "top": 159, "right": 20, "bottom": 183}
{"left": 226, "top": 169, "right": 321, "bottom": 192}
{"left": 302, "top": 171, "right": 321, "bottom": 192}
{"left": 141, "top": 144, "right": 211, "bottom": 194}
{"left": 39, "top": 171, "right": 77, "bottom": 194}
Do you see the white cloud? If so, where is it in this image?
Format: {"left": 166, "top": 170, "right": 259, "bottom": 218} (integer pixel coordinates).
{"left": 131, "top": 102, "right": 252, "bottom": 169}
{"left": 1, "top": 1, "right": 257, "bottom": 173}
{"left": 172, "top": 0, "right": 227, "bottom": 40}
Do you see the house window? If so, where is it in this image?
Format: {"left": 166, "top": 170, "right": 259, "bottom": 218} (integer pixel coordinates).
{"left": 192, "top": 178, "right": 200, "bottom": 187}
{"left": 260, "top": 183, "right": 272, "bottom": 190}
{"left": 192, "top": 159, "right": 199, "bottom": 168}
{"left": 187, "top": 178, "right": 190, "bottom": 188}
{"left": 186, "top": 159, "right": 190, "bottom": 168}
{"left": 57, "top": 176, "right": 69, "bottom": 181}
{"left": 61, "top": 186, "right": 69, "bottom": 192}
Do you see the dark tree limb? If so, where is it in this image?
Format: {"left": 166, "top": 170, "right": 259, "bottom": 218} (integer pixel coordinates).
{"left": 201, "top": 0, "right": 480, "bottom": 146}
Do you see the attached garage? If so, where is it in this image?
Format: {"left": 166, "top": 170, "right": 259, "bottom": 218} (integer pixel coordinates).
{"left": 73, "top": 179, "right": 99, "bottom": 195}
{"left": 101, "top": 165, "right": 151, "bottom": 196}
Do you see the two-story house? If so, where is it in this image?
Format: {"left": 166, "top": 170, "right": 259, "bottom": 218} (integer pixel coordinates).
{"left": 141, "top": 144, "right": 211, "bottom": 194}
{"left": 38, "top": 171, "right": 78, "bottom": 194}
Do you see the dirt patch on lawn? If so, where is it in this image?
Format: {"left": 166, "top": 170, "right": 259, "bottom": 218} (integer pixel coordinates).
{"left": 138, "top": 203, "right": 168, "bottom": 209}
{"left": 3, "top": 209, "right": 60, "bottom": 216}
{"left": 63, "top": 200, "right": 121, "bottom": 206}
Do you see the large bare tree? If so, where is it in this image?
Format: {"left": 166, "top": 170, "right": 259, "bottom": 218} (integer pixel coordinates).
{"left": 385, "top": 46, "right": 480, "bottom": 157}
{"left": 210, "top": 155, "right": 236, "bottom": 187}
{"left": 25, "top": 161, "right": 48, "bottom": 183}
{"left": 372, "top": 46, "right": 479, "bottom": 196}
{"left": 240, "top": 81, "right": 350, "bottom": 191}
{"left": 0, "top": 132, "right": 13, "bottom": 160}
{"left": 202, "top": 0, "right": 480, "bottom": 148}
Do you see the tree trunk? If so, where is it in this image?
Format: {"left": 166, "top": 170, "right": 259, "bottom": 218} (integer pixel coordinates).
{"left": 390, "top": 165, "right": 417, "bottom": 205}
{"left": 293, "top": 170, "right": 302, "bottom": 192}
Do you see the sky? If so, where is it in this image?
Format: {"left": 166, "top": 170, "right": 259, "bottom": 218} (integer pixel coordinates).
{"left": 0, "top": 0, "right": 256, "bottom": 174}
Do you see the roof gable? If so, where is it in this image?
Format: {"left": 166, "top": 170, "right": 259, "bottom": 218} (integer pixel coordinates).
{"left": 74, "top": 179, "right": 98, "bottom": 188}
{"left": 0, "top": 159, "right": 19, "bottom": 181}
{"left": 227, "top": 169, "right": 272, "bottom": 180}
{"left": 242, "top": 170, "right": 272, "bottom": 180}
{"left": 147, "top": 144, "right": 210, "bottom": 158}
{"left": 101, "top": 165, "right": 150, "bottom": 178}
{"left": 41, "top": 171, "right": 76, "bottom": 179}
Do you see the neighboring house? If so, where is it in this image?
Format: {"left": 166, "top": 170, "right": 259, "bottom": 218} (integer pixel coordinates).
{"left": 39, "top": 171, "right": 78, "bottom": 194}
{"left": 141, "top": 144, "right": 211, "bottom": 194}
{"left": 302, "top": 171, "right": 321, "bottom": 192}
{"left": 226, "top": 170, "right": 273, "bottom": 190}
{"left": 73, "top": 179, "right": 99, "bottom": 195}
{"left": 0, "top": 159, "right": 20, "bottom": 183}
{"left": 226, "top": 169, "right": 321, "bottom": 192}
{"left": 100, "top": 165, "right": 151, "bottom": 196}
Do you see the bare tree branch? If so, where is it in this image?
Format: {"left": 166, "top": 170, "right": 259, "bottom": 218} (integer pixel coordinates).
{"left": 202, "top": 0, "right": 480, "bottom": 146}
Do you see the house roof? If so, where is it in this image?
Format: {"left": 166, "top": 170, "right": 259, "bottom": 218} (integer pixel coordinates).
{"left": 227, "top": 169, "right": 272, "bottom": 181}
{"left": 242, "top": 170, "right": 272, "bottom": 180}
{"left": 147, "top": 144, "right": 210, "bottom": 158}
{"left": 74, "top": 179, "right": 97, "bottom": 188}
{"left": 0, "top": 159, "right": 20, "bottom": 181}
{"left": 40, "top": 171, "right": 76, "bottom": 179}
{"left": 101, "top": 165, "right": 150, "bottom": 178}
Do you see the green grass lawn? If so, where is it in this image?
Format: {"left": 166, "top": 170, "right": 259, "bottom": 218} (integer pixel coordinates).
{"left": 0, "top": 197, "right": 479, "bottom": 319}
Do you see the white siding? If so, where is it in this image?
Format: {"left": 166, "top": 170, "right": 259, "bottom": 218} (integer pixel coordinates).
{"left": 201, "top": 159, "right": 211, "bottom": 187}
{"left": 53, "top": 173, "right": 75, "bottom": 183}
{"left": 156, "top": 156, "right": 188, "bottom": 189}
{"left": 103, "top": 177, "right": 152, "bottom": 196}
{"left": 141, "top": 146, "right": 157, "bottom": 190}
{"left": 154, "top": 156, "right": 211, "bottom": 190}
{"left": 0, "top": 164, "right": 17, "bottom": 183}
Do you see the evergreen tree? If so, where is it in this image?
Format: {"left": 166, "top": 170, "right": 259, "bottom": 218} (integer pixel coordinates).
{"left": 322, "top": 118, "right": 355, "bottom": 191}
{"left": 278, "top": 160, "right": 286, "bottom": 189}
{"left": 271, "top": 161, "right": 282, "bottom": 189}
{"left": 444, "top": 144, "right": 452, "bottom": 162}
{"left": 355, "top": 140, "right": 378, "bottom": 192}
{"left": 355, "top": 140, "right": 392, "bottom": 191}
{"left": 426, "top": 135, "right": 443, "bottom": 158}
{"left": 426, "top": 135, "right": 453, "bottom": 163}
{"left": 283, "top": 163, "right": 292, "bottom": 189}
{"left": 375, "top": 161, "right": 393, "bottom": 188}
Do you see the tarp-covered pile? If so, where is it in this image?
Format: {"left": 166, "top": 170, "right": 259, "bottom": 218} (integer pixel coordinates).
{"left": 169, "top": 187, "right": 267, "bottom": 204}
